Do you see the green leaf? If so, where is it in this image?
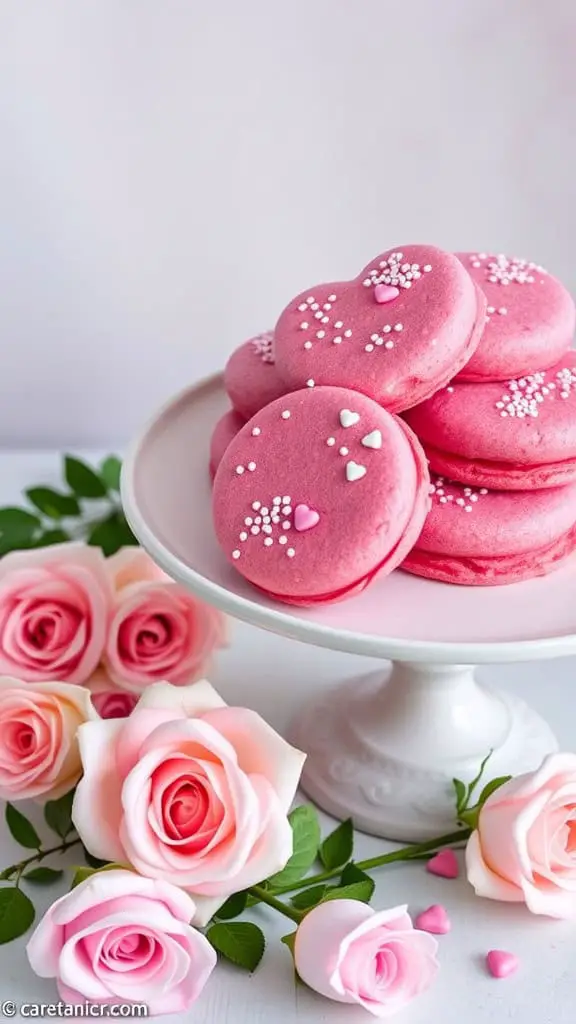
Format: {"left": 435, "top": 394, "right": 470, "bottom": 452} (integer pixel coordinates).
{"left": 466, "top": 750, "right": 493, "bottom": 803}
{"left": 23, "top": 867, "right": 64, "bottom": 884}
{"left": 319, "top": 818, "right": 354, "bottom": 871}
{"left": 87, "top": 512, "right": 138, "bottom": 556}
{"left": 44, "top": 790, "right": 75, "bottom": 839}
{"left": 25, "top": 487, "right": 80, "bottom": 519}
{"left": 100, "top": 455, "right": 122, "bottom": 493}
{"left": 214, "top": 892, "right": 248, "bottom": 920}
{"left": 267, "top": 806, "right": 321, "bottom": 888}
{"left": 33, "top": 528, "right": 71, "bottom": 548}
{"left": 290, "top": 884, "right": 327, "bottom": 910}
{"left": 64, "top": 455, "right": 108, "bottom": 498}
{"left": 0, "top": 887, "right": 35, "bottom": 944}
{"left": 453, "top": 778, "right": 467, "bottom": 813}
{"left": 340, "top": 862, "right": 373, "bottom": 886}
{"left": 207, "top": 922, "right": 265, "bottom": 972}
{"left": 281, "top": 931, "right": 297, "bottom": 957}
{"left": 83, "top": 848, "right": 109, "bottom": 869}
{"left": 5, "top": 804, "right": 41, "bottom": 850}
{"left": 71, "top": 862, "right": 130, "bottom": 889}
{"left": 322, "top": 879, "right": 375, "bottom": 904}
{"left": 0, "top": 507, "right": 41, "bottom": 547}
{"left": 477, "top": 775, "right": 512, "bottom": 808}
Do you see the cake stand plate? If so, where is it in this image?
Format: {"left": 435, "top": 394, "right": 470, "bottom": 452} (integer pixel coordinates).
{"left": 121, "top": 375, "right": 576, "bottom": 841}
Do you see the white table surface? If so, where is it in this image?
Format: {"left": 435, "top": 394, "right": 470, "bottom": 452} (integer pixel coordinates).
{"left": 0, "top": 451, "right": 575, "bottom": 1024}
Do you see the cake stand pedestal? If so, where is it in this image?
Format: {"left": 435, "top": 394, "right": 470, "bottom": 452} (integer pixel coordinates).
{"left": 121, "top": 374, "right": 576, "bottom": 841}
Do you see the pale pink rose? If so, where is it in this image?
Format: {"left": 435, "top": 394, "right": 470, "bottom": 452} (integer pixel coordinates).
{"left": 0, "top": 543, "right": 112, "bottom": 684}
{"left": 85, "top": 668, "right": 138, "bottom": 719}
{"left": 294, "top": 900, "right": 439, "bottom": 1017}
{"left": 27, "top": 869, "right": 216, "bottom": 1014}
{"left": 0, "top": 677, "right": 97, "bottom": 801}
{"left": 466, "top": 752, "right": 576, "bottom": 918}
{"left": 72, "top": 681, "right": 306, "bottom": 924}
{"left": 103, "top": 549, "right": 227, "bottom": 693}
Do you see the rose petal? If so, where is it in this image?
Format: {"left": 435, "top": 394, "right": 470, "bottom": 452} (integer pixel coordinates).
{"left": 465, "top": 831, "right": 524, "bottom": 902}
{"left": 73, "top": 720, "right": 127, "bottom": 862}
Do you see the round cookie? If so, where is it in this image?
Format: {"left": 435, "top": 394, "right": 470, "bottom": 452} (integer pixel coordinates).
{"left": 209, "top": 409, "right": 245, "bottom": 480}
{"left": 402, "top": 474, "right": 576, "bottom": 586}
{"left": 455, "top": 251, "right": 575, "bottom": 382}
{"left": 224, "top": 331, "right": 289, "bottom": 419}
{"left": 272, "top": 245, "right": 486, "bottom": 413}
{"left": 404, "top": 352, "right": 576, "bottom": 490}
{"left": 212, "top": 387, "right": 430, "bottom": 605}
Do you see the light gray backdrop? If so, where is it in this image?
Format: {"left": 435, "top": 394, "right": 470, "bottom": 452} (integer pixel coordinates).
{"left": 0, "top": 0, "right": 574, "bottom": 446}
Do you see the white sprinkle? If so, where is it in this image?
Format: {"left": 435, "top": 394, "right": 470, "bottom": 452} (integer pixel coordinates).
{"left": 321, "top": 316, "right": 329, "bottom": 324}
{"left": 334, "top": 320, "right": 343, "bottom": 328}
{"left": 383, "top": 324, "right": 392, "bottom": 333}
{"left": 480, "top": 488, "right": 488, "bottom": 495}
{"left": 235, "top": 465, "right": 244, "bottom": 475}
{"left": 316, "top": 330, "right": 325, "bottom": 338}
{"left": 273, "top": 497, "right": 281, "bottom": 505}
{"left": 300, "top": 322, "right": 309, "bottom": 330}
{"left": 333, "top": 336, "right": 342, "bottom": 344}
{"left": 264, "top": 537, "right": 273, "bottom": 546}
{"left": 252, "top": 501, "right": 261, "bottom": 510}
{"left": 328, "top": 293, "right": 337, "bottom": 301}
{"left": 281, "top": 410, "right": 291, "bottom": 419}
{"left": 239, "top": 532, "right": 248, "bottom": 541}
{"left": 439, "top": 496, "right": 447, "bottom": 503}
{"left": 261, "top": 507, "right": 269, "bottom": 515}
{"left": 323, "top": 303, "right": 332, "bottom": 311}
{"left": 465, "top": 506, "right": 473, "bottom": 512}
{"left": 286, "top": 548, "right": 295, "bottom": 558}
{"left": 232, "top": 550, "right": 241, "bottom": 559}
{"left": 282, "top": 505, "right": 292, "bottom": 515}
{"left": 487, "top": 306, "right": 496, "bottom": 314}
{"left": 282, "top": 521, "right": 291, "bottom": 529}
{"left": 394, "top": 323, "right": 403, "bottom": 332}
{"left": 244, "top": 517, "right": 253, "bottom": 526}
{"left": 283, "top": 496, "right": 290, "bottom": 503}
{"left": 263, "top": 526, "right": 273, "bottom": 535}
{"left": 371, "top": 334, "right": 379, "bottom": 341}
{"left": 498, "top": 307, "right": 508, "bottom": 315}
{"left": 262, "top": 515, "right": 271, "bottom": 524}
{"left": 254, "top": 517, "right": 262, "bottom": 525}
{"left": 385, "top": 340, "right": 394, "bottom": 349}
{"left": 307, "top": 296, "right": 314, "bottom": 303}
{"left": 339, "top": 447, "right": 349, "bottom": 456}
{"left": 326, "top": 437, "right": 336, "bottom": 446}
{"left": 363, "top": 278, "right": 372, "bottom": 287}
{"left": 344, "top": 329, "right": 352, "bottom": 337}
{"left": 314, "top": 311, "right": 323, "bottom": 320}
{"left": 311, "top": 303, "right": 319, "bottom": 310}
{"left": 447, "top": 386, "right": 454, "bottom": 393}
{"left": 251, "top": 427, "right": 261, "bottom": 436}
{"left": 247, "top": 462, "right": 256, "bottom": 471}
{"left": 423, "top": 264, "right": 432, "bottom": 272}
{"left": 279, "top": 535, "right": 287, "bottom": 545}
{"left": 365, "top": 344, "right": 374, "bottom": 352}
{"left": 250, "top": 526, "right": 260, "bottom": 535}
{"left": 272, "top": 515, "right": 280, "bottom": 523}
{"left": 304, "top": 341, "right": 312, "bottom": 349}
{"left": 306, "top": 379, "right": 315, "bottom": 387}
{"left": 376, "top": 338, "right": 384, "bottom": 346}
{"left": 298, "top": 303, "right": 307, "bottom": 311}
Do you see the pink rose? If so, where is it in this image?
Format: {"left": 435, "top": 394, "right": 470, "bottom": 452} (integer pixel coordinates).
{"left": 86, "top": 669, "right": 138, "bottom": 719}
{"left": 0, "top": 677, "right": 97, "bottom": 801}
{"left": 27, "top": 869, "right": 216, "bottom": 1014}
{"left": 72, "top": 681, "right": 306, "bottom": 924}
{"left": 0, "top": 543, "right": 112, "bottom": 684}
{"left": 294, "top": 900, "right": 439, "bottom": 1018}
{"left": 103, "top": 549, "right": 227, "bottom": 693}
{"left": 466, "top": 752, "right": 576, "bottom": 918}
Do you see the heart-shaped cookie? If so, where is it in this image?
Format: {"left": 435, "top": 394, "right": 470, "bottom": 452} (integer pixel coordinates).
{"left": 294, "top": 504, "right": 320, "bottom": 532}
{"left": 273, "top": 244, "right": 485, "bottom": 413}
{"left": 414, "top": 904, "right": 451, "bottom": 935}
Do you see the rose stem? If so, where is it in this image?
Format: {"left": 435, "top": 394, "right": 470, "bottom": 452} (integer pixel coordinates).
{"left": 249, "top": 884, "right": 302, "bottom": 923}
{"left": 0, "top": 837, "right": 82, "bottom": 881}
{"left": 268, "top": 828, "right": 470, "bottom": 898}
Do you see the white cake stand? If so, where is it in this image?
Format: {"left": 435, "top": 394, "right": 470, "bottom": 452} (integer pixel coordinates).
{"left": 121, "top": 375, "right": 576, "bottom": 842}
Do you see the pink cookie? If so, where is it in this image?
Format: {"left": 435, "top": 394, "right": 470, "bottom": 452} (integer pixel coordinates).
{"left": 402, "top": 474, "right": 576, "bottom": 585}
{"left": 209, "top": 409, "right": 246, "bottom": 480}
{"left": 272, "top": 245, "right": 486, "bottom": 413}
{"left": 224, "top": 331, "right": 290, "bottom": 419}
{"left": 455, "top": 252, "right": 575, "bottom": 382}
{"left": 404, "top": 353, "right": 576, "bottom": 490}
{"left": 212, "top": 387, "right": 430, "bottom": 605}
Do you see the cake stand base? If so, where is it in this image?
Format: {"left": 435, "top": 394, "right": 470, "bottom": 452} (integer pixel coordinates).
{"left": 290, "top": 662, "right": 558, "bottom": 841}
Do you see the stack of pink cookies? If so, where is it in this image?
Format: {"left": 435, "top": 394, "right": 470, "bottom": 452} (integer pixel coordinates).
{"left": 210, "top": 245, "right": 576, "bottom": 605}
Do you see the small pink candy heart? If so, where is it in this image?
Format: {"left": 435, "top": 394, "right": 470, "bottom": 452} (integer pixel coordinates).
{"left": 426, "top": 849, "right": 459, "bottom": 879}
{"left": 415, "top": 904, "right": 451, "bottom": 935}
{"left": 486, "top": 950, "right": 519, "bottom": 980}
{"left": 374, "top": 283, "right": 400, "bottom": 304}
{"left": 294, "top": 504, "right": 320, "bottom": 532}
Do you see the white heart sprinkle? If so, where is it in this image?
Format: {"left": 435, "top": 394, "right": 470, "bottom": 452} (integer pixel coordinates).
{"left": 346, "top": 461, "right": 367, "bottom": 482}
{"left": 340, "top": 409, "right": 360, "bottom": 428}
{"left": 361, "top": 430, "right": 382, "bottom": 450}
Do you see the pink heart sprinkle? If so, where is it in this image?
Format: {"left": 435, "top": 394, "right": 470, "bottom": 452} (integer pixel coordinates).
{"left": 374, "top": 283, "right": 400, "bottom": 304}
{"left": 486, "top": 950, "right": 519, "bottom": 979}
{"left": 414, "top": 904, "right": 451, "bottom": 935}
{"left": 426, "top": 849, "right": 459, "bottom": 879}
{"left": 294, "top": 504, "right": 320, "bottom": 532}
